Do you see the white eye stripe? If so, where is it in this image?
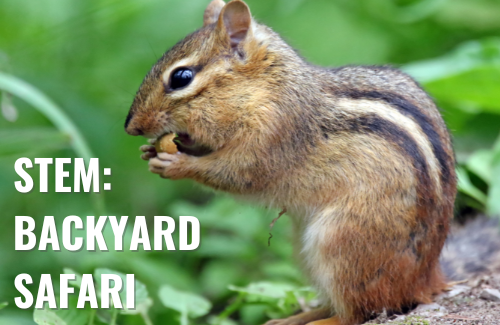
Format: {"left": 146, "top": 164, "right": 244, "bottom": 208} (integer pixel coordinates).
{"left": 160, "top": 55, "right": 229, "bottom": 100}
{"left": 161, "top": 58, "right": 198, "bottom": 85}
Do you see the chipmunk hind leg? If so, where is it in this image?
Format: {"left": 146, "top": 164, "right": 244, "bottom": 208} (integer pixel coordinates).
{"left": 299, "top": 208, "right": 437, "bottom": 325}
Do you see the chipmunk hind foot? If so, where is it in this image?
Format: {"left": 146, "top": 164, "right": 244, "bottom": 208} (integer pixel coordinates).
{"left": 263, "top": 308, "right": 332, "bottom": 325}
{"left": 263, "top": 309, "right": 362, "bottom": 325}
{"left": 306, "top": 316, "right": 342, "bottom": 325}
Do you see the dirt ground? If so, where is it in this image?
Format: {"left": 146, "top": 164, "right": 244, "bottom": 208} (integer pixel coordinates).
{"left": 364, "top": 275, "right": 500, "bottom": 324}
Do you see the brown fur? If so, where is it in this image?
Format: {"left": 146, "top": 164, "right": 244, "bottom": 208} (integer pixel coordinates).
{"left": 125, "top": 1, "right": 457, "bottom": 324}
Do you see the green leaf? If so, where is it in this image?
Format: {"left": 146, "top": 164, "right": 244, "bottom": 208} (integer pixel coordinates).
{"left": 0, "top": 302, "right": 7, "bottom": 310}
{"left": 208, "top": 316, "right": 238, "bottom": 325}
{"left": 126, "top": 257, "right": 196, "bottom": 291}
{"left": 34, "top": 309, "right": 88, "bottom": 325}
{"left": 93, "top": 268, "right": 151, "bottom": 315}
{"left": 239, "top": 305, "right": 268, "bottom": 325}
{"left": 457, "top": 167, "right": 488, "bottom": 205}
{"left": 228, "top": 282, "right": 314, "bottom": 319}
{"left": 404, "top": 39, "right": 500, "bottom": 83}
{"left": 33, "top": 297, "right": 89, "bottom": 325}
{"left": 62, "top": 268, "right": 83, "bottom": 289}
{"left": 158, "top": 285, "right": 211, "bottom": 319}
{"left": 403, "top": 39, "right": 500, "bottom": 114}
{"left": 171, "top": 198, "right": 264, "bottom": 238}
{"left": 425, "top": 66, "right": 500, "bottom": 113}
{"left": 228, "top": 282, "right": 296, "bottom": 299}
{"left": 34, "top": 309, "right": 67, "bottom": 325}
{"left": 487, "top": 136, "right": 500, "bottom": 216}
{"left": 466, "top": 149, "right": 493, "bottom": 184}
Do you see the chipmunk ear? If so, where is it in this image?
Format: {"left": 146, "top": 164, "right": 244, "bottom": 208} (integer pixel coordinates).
{"left": 218, "top": 0, "right": 252, "bottom": 49}
{"left": 204, "top": 0, "right": 225, "bottom": 27}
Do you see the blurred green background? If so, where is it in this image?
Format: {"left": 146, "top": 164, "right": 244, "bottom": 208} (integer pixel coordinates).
{"left": 1, "top": 0, "right": 500, "bottom": 324}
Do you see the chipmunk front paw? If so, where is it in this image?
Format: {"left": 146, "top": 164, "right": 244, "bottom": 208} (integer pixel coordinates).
{"left": 148, "top": 152, "right": 191, "bottom": 179}
{"left": 140, "top": 144, "right": 157, "bottom": 160}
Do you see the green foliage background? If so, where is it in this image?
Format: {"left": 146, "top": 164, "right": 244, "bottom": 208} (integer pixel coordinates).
{"left": 0, "top": 0, "right": 500, "bottom": 324}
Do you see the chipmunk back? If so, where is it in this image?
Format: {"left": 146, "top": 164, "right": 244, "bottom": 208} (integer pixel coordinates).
{"left": 125, "top": 1, "right": 457, "bottom": 324}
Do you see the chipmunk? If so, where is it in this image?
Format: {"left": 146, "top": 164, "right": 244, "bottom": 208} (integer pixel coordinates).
{"left": 125, "top": 1, "right": 457, "bottom": 324}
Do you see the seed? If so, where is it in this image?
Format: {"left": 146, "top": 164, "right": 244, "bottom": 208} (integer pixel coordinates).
{"left": 155, "top": 133, "right": 178, "bottom": 154}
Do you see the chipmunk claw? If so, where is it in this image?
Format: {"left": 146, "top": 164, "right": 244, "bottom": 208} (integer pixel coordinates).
{"left": 140, "top": 144, "right": 155, "bottom": 152}
{"left": 140, "top": 145, "right": 157, "bottom": 160}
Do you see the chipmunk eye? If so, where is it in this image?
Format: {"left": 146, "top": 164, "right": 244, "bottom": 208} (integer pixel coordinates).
{"left": 170, "top": 68, "right": 194, "bottom": 90}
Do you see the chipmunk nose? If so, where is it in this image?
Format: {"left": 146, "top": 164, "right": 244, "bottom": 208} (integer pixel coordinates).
{"left": 125, "top": 111, "right": 144, "bottom": 136}
{"left": 126, "top": 127, "right": 144, "bottom": 136}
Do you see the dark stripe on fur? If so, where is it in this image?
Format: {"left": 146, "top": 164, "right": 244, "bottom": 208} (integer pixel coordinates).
{"left": 322, "top": 114, "right": 435, "bottom": 219}
{"left": 330, "top": 114, "right": 436, "bottom": 261}
{"left": 338, "top": 90, "right": 451, "bottom": 184}
{"left": 352, "top": 115, "right": 433, "bottom": 198}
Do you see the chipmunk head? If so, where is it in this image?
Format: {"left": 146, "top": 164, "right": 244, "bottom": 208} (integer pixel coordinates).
{"left": 125, "top": 0, "right": 289, "bottom": 155}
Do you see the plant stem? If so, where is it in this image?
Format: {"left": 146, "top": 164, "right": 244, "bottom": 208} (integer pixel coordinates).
{"left": 180, "top": 307, "right": 189, "bottom": 325}
{"left": 88, "top": 310, "right": 96, "bottom": 325}
{"left": 215, "top": 293, "right": 247, "bottom": 324}
{"left": 110, "top": 309, "right": 118, "bottom": 325}
{"left": 141, "top": 311, "right": 154, "bottom": 325}
{"left": 0, "top": 72, "right": 106, "bottom": 215}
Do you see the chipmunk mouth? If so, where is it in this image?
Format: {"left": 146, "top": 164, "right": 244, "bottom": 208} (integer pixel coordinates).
{"left": 171, "top": 132, "right": 213, "bottom": 157}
